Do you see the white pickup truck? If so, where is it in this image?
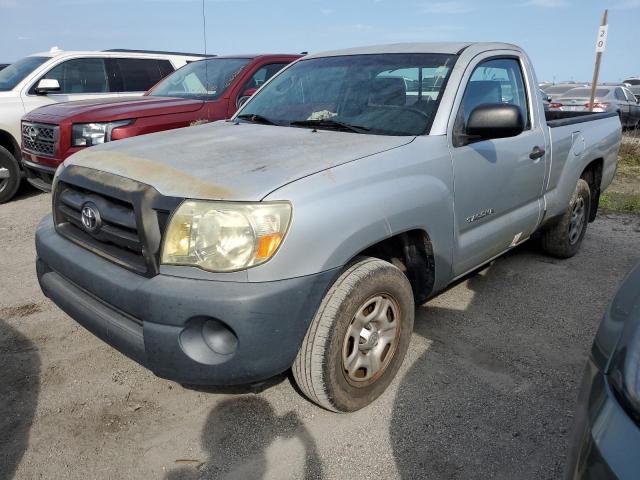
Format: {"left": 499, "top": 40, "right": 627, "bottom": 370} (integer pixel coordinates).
{"left": 36, "top": 42, "right": 622, "bottom": 411}
{"left": 0, "top": 48, "right": 205, "bottom": 203}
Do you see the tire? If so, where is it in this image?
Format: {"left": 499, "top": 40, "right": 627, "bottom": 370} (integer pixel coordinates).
{"left": 292, "top": 257, "right": 415, "bottom": 412}
{"left": 0, "top": 146, "right": 21, "bottom": 204}
{"left": 540, "top": 178, "right": 591, "bottom": 258}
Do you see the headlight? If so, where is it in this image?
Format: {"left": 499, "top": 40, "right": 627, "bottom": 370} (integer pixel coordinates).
{"left": 71, "top": 120, "right": 132, "bottom": 147}
{"left": 161, "top": 201, "right": 292, "bottom": 272}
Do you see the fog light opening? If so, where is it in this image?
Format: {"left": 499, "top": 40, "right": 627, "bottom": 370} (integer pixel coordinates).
{"left": 179, "top": 317, "right": 239, "bottom": 365}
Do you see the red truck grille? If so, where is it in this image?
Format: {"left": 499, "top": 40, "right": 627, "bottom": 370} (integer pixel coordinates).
{"left": 22, "top": 121, "right": 58, "bottom": 157}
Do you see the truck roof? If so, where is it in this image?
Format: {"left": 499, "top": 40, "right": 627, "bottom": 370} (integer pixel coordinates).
{"left": 199, "top": 54, "right": 303, "bottom": 59}
{"left": 28, "top": 48, "right": 204, "bottom": 60}
{"left": 305, "top": 42, "right": 521, "bottom": 58}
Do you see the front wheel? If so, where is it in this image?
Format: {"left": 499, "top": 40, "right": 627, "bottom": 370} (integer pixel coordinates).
{"left": 292, "top": 257, "right": 415, "bottom": 412}
{"left": 540, "top": 178, "right": 591, "bottom": 258}
{"left": 0, "top": 146, "right": 21, "bottom": 204}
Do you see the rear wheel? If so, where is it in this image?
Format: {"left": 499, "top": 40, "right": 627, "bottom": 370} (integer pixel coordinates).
{"left": 0, "top": 146, "right": 21, "bottom": 204}
{"left": 292, "top": 257, "right": 415, "bottom": 412}
{"left": 540, "top": 178, "right": 591, "bottom": 258}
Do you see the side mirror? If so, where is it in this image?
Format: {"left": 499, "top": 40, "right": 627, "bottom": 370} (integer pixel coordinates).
{"left": 236, "top": 88, "right": 258, "bottom": 108}
{"left": 35, "top": 78, "right": 61, "bottom": 95}
{"left": 466, "top": 103, "right": 524, "bottom": 140}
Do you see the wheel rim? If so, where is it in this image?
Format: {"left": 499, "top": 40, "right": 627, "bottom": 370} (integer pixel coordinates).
{"left": 0, "top": 166, "right": 9, "bottom": 194}
{"left": 568, "top": 196, "right": 586, "bottom": 245}
{"left": 342, "top": 294, "right": 400, "bottom": 384}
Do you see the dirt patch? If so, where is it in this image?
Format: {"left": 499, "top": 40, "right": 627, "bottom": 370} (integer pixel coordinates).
{"left": 0, "top": 302, "right": 42, "bottom": 319}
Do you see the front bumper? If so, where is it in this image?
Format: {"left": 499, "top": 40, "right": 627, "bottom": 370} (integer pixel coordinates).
{"left": 21, "top": 153, "right": 59, "bottom": 192}
{"left": 36, "top": 215, "right": 336, "bottom": 385}
{"left": 565, "top": 357, "right": 640, "bottom": 479}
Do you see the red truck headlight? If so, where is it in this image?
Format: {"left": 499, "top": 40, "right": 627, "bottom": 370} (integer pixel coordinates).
{"left": 71, "top": 120, "right": 132, "bottom": 147}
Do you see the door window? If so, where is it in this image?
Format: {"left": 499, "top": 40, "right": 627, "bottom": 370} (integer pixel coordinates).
{"left": 614, "top": 88, "right": 626, "bottom": 101}
{"left": 241, "top": 63, "right": 289, "bottom": 92}
{"left": 623, "top": 88, "right": 637, "bottom": 103}
{"left": 39, "top": 58, "right": 108, "bottom": 94}
{"left": 112, "top": 58, "right": 171, "bottom": 92}
{"left": 455, "top": 57, "right": 529, "bottom": 138}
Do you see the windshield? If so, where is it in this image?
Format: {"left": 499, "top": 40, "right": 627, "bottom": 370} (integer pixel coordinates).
{"left": 149, "top": 58, "right": 251, "bottom": 100}
{"left": 544, "top": 85, "right": 582, "bottom": 95}
{"left": 561, "top": 88, "right": 610, "bottom": 99}
{"left": 624, "top": 79, "right": 640, "bottom": 86}
{"left": 0, "top": 56, "right": 48, "bottom": 91}
{"left": 237, "top": 53, "right": 457, "bottom": 136}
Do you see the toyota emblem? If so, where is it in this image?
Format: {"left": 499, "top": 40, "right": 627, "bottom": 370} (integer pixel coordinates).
{"left": 81, "top": 203, "right": 101, "bottom": 233}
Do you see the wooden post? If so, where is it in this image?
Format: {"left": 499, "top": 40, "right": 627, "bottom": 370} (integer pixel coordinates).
{"left": 588, "top": 9, "right": 608, "bottom": 111}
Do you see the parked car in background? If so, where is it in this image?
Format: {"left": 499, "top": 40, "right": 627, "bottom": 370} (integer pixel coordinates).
{"left": 549, "top": 86, "right": 640, "bottom": 129}
{"left": 0, "top": 48, "right": 206, "bottom": 203}
{"left": 35, "top": 42, "right": 622, "bottom": 412}
{"left": 0, "top": 64, "right": 9, "bottom": 71}
{"left": 565, "top": 262, "right": 640, "bottom": 479}
{"left": 625, "top": 79, "right": 640, "bottom": 102}
{"left": 539, "top": 89, "right": 551, "bottom": 111}
{"left": 20, "top": 54, "right": 301, "bottom": 192}
{"left": 543, "top": 83, "right": 589, "bottom": 101}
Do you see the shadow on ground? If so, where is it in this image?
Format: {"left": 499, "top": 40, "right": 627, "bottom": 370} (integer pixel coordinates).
{"left": 0, "top": 318, "right": 40, "bottom": 479}
{"left": 11, "top": 182, "right": 44, "bottom": 203}
{"left": 165, "top": 396, "right": 323, "bottom": 480}
{"left": 390, "top": 242, "right": 598, "bottom": 479}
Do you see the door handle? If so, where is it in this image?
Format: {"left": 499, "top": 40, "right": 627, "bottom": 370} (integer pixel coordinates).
{"left": 529, "top": 146, "right": 545, "bottom": 160}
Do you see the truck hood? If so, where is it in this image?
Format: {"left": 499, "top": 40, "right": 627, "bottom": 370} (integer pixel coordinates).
{"left": 26, "top": 96, "right": 204, "bottom": 121}
{"left": 67, "top": 121, "right": 414, "bottom": 201}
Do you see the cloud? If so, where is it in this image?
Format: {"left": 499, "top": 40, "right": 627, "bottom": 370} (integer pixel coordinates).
{"left": 384, "top": 24, "right": 465, "bottom": 41}
{"left": 519, "top": 0, "right": 568, "bottom": 7}
{"left": 420, "top": 1, "right": 474, "bottom": 13}
{"left": 321, "top": 7, "right": 333, "bottom": 15}
{"left": 615, "top": 0, "right": 640, "bottom": 8}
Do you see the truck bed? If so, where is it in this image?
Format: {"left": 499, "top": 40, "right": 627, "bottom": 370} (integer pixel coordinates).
{"left": 545, "top": 110, "right": 618, "bottom": 128}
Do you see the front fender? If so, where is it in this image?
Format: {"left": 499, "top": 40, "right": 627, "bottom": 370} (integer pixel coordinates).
{"left": 251, "top": 136, "right": 455, "bottom": 290}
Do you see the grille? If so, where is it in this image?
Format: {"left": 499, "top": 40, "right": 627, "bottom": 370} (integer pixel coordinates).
{"left": 54, "top": 182, "right": 150, "bottom": 275}
{"left": 22, "top": 122, "right": 58, "bottom": 157}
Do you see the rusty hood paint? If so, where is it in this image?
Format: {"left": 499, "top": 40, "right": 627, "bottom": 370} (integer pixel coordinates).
{"left": 65, "top": 121, "right": 414, "bottom": 201}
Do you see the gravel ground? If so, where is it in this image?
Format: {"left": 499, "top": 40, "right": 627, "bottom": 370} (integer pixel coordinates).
{"left": 1, "top": 186, "right": 639, "bottom": 480}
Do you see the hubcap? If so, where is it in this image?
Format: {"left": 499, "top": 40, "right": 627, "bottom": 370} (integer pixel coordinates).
{"left": 0, "top": 166, "right": 9, "bottom": 193}
{"left": 342, "top": 294, "right": 400, "bottom": 384}
{"left": 568, "top": 196, "right": 586, "bottom": 245}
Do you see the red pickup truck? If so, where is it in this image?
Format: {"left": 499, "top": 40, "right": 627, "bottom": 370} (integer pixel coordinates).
{"left": 20, "top": 53, "right": 301, "bottom": 190}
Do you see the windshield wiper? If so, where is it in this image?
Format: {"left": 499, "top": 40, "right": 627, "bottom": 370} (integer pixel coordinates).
{"left": 236, "top": 113, "right": 277, "bottom": 125}
{"left": 289, "top": 119, "right": 370, "bottom": 134}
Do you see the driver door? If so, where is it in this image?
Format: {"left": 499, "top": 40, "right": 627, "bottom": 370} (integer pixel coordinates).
{"left": 450, "top": 56, "right": 547, "bottom": 276}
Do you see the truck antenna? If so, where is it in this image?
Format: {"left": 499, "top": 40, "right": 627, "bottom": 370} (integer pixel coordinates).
{"left": 202, "top": 0, "right": 211, "bottom": 121}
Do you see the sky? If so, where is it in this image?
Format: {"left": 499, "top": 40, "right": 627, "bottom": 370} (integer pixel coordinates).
{"left": 0, "top": 0, "right": 638, "bottom": 83}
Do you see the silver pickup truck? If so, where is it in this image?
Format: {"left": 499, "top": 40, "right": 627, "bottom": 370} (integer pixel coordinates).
{"left": 35, "top": 42, "right": 622, "bottom": 412}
